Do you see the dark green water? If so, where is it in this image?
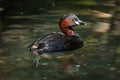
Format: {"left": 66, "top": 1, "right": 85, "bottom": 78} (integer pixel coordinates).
{"left": 0, "top": 0, "right": 120, "bottom": 80}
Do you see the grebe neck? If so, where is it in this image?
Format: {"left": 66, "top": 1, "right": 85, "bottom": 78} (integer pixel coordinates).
{"left": 59, "top": 19, "right": 77, "bottom": 36}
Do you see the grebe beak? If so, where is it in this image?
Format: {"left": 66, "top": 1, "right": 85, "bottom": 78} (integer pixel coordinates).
{"left": 74, "top": 20, "right": 86, "bottom": 26}
{"left": 79, "top": 21, "right": 86, "bottom": 25}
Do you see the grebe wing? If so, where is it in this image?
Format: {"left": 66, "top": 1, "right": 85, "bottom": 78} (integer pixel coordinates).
{"left": 28, "top": 32, "right": 83, "bottom": 52}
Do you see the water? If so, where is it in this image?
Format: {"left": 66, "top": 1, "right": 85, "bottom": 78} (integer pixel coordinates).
{"left": 0, "top": 0, "right": 120, "bottom": 80}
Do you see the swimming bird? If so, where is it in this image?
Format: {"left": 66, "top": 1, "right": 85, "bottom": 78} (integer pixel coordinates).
{"left": 28, "top": 13, "right": 86, "bottom": 67}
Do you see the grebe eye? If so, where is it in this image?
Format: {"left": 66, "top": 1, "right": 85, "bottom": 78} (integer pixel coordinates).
{"left": 72, "top": 18, "right": 77, "bottom": 21}
{"left": 74, "top": 18, "right": 78, "bottom": 21}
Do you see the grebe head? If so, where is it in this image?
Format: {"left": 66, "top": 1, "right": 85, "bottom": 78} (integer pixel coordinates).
{"left": 59, "top": 13, "right": 86, "bottom": 36}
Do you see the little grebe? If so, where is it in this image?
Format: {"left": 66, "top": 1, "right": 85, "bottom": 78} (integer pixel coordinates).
{"left": 28, "top": 13, "right": 86, "bottom": 67}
